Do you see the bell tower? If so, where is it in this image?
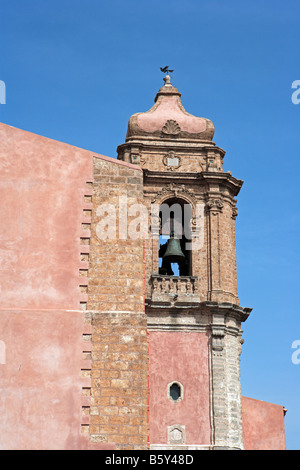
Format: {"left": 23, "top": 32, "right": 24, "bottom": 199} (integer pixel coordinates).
{"left": 117, "top": 72, "right": 252, "bottom": 450}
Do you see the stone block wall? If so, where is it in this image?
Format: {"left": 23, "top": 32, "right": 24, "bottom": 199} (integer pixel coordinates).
{"left": 85, "top": 156, "right": 149, "bottom": 450}
{"left": 89, "top": 311, "right": 148, "bottom": 449}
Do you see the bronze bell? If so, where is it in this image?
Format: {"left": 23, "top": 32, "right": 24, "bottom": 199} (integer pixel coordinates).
{"left": 162, "top": 237, "right": 185, "bottom": 264}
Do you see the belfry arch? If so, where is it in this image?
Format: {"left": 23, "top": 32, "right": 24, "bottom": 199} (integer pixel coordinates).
{"left": 158, "top": 197, "right": 193, "bottom": 276}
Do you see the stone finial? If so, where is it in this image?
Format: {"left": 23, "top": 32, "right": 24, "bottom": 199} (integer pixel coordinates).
{"left": 163, "top": 73, "right": 172, "bottom": 86}
{"left": 160, "top": 66, "right": 174, "bottom": 87}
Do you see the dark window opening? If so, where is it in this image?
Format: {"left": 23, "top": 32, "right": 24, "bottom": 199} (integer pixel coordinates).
{"left": 169, "top": 382, "right": 181, "bottom": 401}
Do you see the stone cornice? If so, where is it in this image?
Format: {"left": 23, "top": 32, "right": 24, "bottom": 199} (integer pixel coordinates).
{"left": 143, "top": 169, "right": 243, "bottom": 196}
{"left": 146, "top": 300, "right": 252, "bottom": 324}
{"left": 199, "top": 172, "right": 244, "bottom": 196}
{"left": 117, "top": 140, "right": 225, "bottom": 155}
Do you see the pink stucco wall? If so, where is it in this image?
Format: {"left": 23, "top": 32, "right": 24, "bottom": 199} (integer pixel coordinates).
{"left": 0, "top": 123, "right": 94, "bottom": 310}
{"left": 149, "top": 330, "right": 211, "bottom": 446}
{"left": 242, "top": 396, "right": 286, "bottom": 450}
{"left": 0, "top": 309, "right": 89, "bottom": 449}
{"left": 0, "top": 123, "right": 117, "bottom": 449}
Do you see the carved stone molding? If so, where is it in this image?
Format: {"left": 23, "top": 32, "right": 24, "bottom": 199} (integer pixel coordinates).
{"left": 167, "top": 381, "right": 184, "bottom": 403}
{"left": 206, "top": 198, "right": 224, "bottom": 215}
{"left": 161, "top": 119, "right": 181, "bottom": 136}
{"left": 151, "top": 183, "right": 195, "bottom": 204}
{"left": 232, "top": 206, "right": 238, "bottom": 220}
{"left": 130, "top": 148, "right": 141, "bottom": 164}
{"left": 151, "top": 274, "right": 199, "bottom": 296}
{"left": 167, "top": 424, "right": 186, "bottom": 445}
{"left": 149, "top": 212, "right": 160, "bottom": 236}
{"left": 211, "top": 327, "right": 225, "bottom": 356}
{"left": 207, "top": 156, "right": 218, "bottom": 172}
{"left": 162, "top": 151, "right": 181, "bottom": 170}
{"left": 139, "top": 155, "right": 146, "bottom": 166}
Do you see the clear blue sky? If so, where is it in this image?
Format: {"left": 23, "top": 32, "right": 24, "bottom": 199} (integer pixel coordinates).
{"left": 1, "top": 0, "right": 299, "bottom": 450}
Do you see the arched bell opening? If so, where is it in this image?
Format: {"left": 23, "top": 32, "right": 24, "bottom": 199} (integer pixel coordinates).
{"left": 158, "top": 198, "right": 192, "bottom": 277}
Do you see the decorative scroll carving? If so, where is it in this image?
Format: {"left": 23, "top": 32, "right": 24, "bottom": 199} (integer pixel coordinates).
{"left": 232, "top": 206, "right": 238, "bottom": 220}
{"left": 162, "top": 151, "right": 181, "bottom": 170}
{"left": 161, "top": 119, "right": 181, "bottom": 136}
{"left": 206, "top": 198, "right": 224, "bottom": 215}
{"left": 151, "top": 183, "right": 195, "bottom": 203}
{"left": 139, "top": 155, "right": 146, "bottom": 166}
{"left": 211, "top": 328, "right": 225, "bottom": 356}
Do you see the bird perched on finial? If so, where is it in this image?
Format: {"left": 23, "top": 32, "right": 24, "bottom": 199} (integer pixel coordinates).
{"left": 160, "top": 66, "right": 174, "bottom": 74}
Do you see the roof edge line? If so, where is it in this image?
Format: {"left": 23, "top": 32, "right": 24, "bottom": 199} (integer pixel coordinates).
{"left": 92, "top": 153, "right": 142, "bottom": 171}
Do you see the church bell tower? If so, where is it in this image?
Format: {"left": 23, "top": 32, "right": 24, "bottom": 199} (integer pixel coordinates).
{"left": 117, "top": 71, "right": 252, "bottom": 450}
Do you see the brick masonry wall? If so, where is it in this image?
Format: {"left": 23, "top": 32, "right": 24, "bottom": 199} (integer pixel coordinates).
{"left": 86, "top": 156, "right": 148, "bottom": 450}
{"left": 90, "top": 311, "right": 148, "bottom": 449}
{"left": 206, "top": 200, "right": 239, "bottom": 304}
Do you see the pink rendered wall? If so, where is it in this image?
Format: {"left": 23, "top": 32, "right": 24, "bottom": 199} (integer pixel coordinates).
{"left": 242, "top": 396, "right": 286, "bottom": 450}
{"left": 0, "top": 123, "right": 116, "bottom": 449}
{"left": 149, "top": 330, "right": 211, "bottom": 446}
{"left": 0, "top": 309, "right": 90, "bottom": 449}
{"left": 0, "top": 123, "right": 94, "bottom": 310}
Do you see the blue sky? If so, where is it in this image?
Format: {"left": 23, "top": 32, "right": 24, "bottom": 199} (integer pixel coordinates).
{"left": 1, "top": 0, "right": 299, "bottom": 450}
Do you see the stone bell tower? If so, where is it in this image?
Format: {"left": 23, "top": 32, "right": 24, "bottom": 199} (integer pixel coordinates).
{"left": 117, "top": 72, "right": 252, "bottom": 450}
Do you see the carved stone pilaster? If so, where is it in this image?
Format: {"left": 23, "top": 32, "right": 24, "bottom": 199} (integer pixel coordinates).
{"left": 208, "top": 304, "right": 250, "bottom": 450}
{"left": 150, "top": 212, "right": 160, "bottom": 237}
{"left": 130, "top": 146, "right": 141, "bottom": 164}
{"left": 206, "top": 199, "right": 223, "bottom": 297}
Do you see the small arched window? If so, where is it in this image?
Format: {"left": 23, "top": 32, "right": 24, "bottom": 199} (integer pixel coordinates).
{"left": 168, "top": 381, "right": 184, "bottom": 402}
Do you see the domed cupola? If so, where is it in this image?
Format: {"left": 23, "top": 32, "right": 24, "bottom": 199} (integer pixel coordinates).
{"left": 125, "top": 73, "right": 215, "bottom": 143}
{"left": 117, "top": 71, "right": 225, "bottom": 172}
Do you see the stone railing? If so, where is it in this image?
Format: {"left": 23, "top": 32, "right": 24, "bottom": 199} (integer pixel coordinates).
{"left": 150, "top": 274, "right": 200, "bottom": 304}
